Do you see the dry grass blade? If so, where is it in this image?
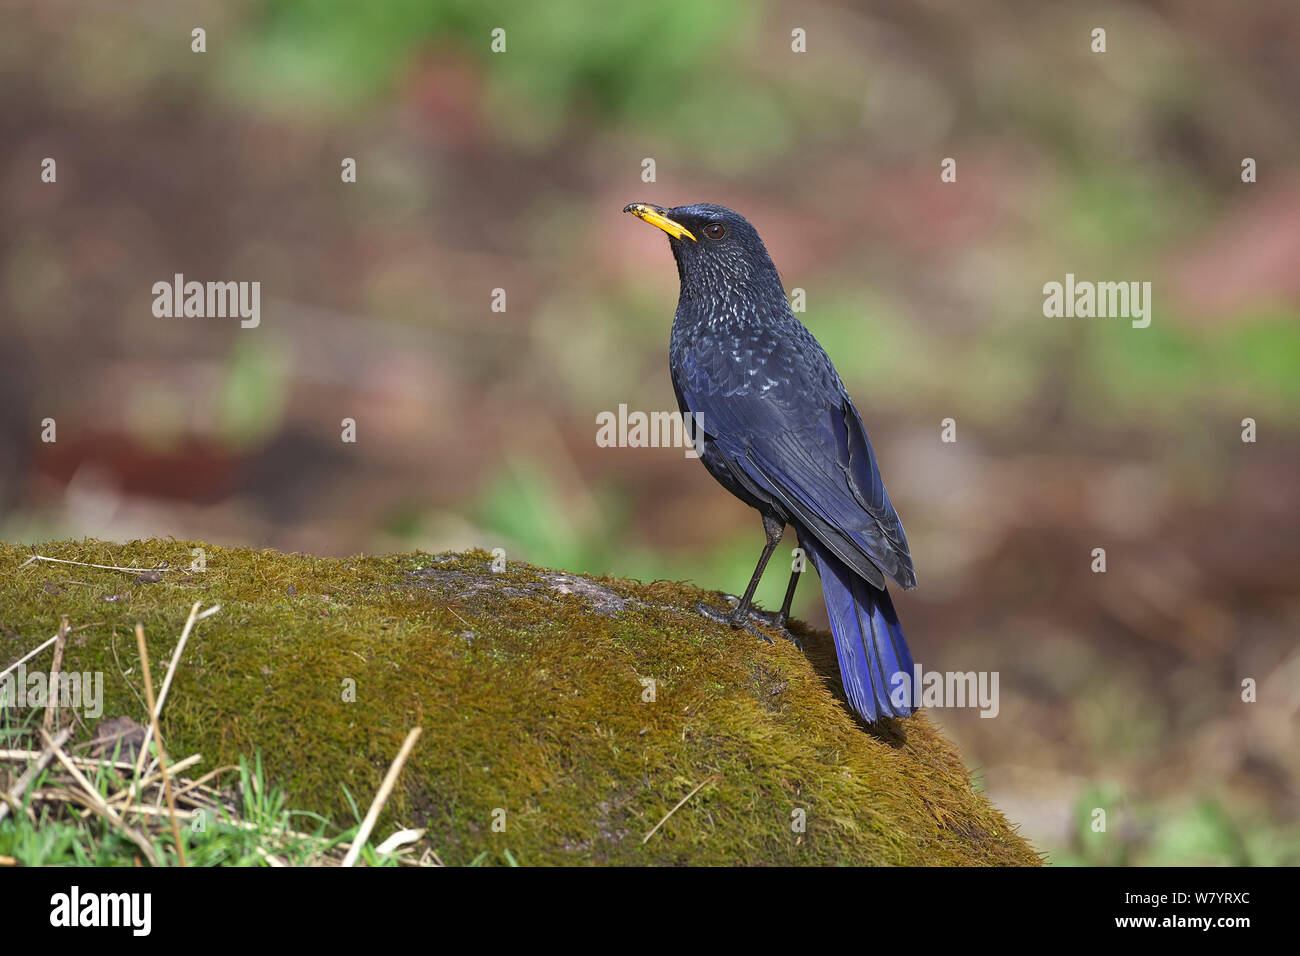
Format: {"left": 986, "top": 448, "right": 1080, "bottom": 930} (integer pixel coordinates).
{"left": 643, "top": 775, "right": 721, "bottom": 844}
{"left": 254, "top": 845, "right": 288, "bottom": 867}
{"left": 20, "top": 554, "right": 173, "bottom": 573}
{"left": 40, "top": 727, "right": 160, "bottom": 867}
{"left": 108, "top": 753, "right": 203, "bottom": 809}
{"left": 1, "top": 621, "right": 103, "bottom": 683}
{"left": 42, "top": 616, "right": 69, "bottom": 732}
{"left": 341, "top": 726, "right": 423, "bottom": 867}
{"left": 0, "top": 728, "right": 72, "bottom": 824}
{"left": 375, "top": 827, "right": 425, "bottom": 855}
{"left": 1, "top": 749, "right": 134, "bottom": 773}
{"left": 133, "top": 602, "right": 219, "bottom": 777}
{"left": 1, "top": 635, "right": 58, "bottom": 683}
{"left": 135, "top": 623, "right": 186, "bottom": 866}
{"left": 168, "top": 764, "right": 237, "bottom": 804}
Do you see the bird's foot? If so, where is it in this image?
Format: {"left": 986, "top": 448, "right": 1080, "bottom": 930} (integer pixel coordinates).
{"left": 694, "top": 600, "right": 772, "bottom": 643}
{"left": 744, "top": 608, "right": 803, "bottom": 651}
{"left": 694, "top": 599, "right": 801, "bottom": 649}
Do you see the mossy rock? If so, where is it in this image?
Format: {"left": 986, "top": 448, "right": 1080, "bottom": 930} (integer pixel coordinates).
{"left": 0, "top": 539, "right": 1038, "bottom": 866}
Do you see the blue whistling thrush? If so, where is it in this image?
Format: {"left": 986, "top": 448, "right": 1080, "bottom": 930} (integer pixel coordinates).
{"left": 624, "top": 202, "right": 918, "bottom": 723}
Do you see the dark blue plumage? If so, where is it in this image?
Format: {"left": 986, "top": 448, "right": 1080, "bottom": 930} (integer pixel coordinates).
{"left": 626, "top": 201, "right": 918, "bottom": 723}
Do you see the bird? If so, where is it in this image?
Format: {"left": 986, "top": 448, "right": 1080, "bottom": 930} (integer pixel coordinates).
{"left": 624, "top": 201, "right": 917, "bottom": 723}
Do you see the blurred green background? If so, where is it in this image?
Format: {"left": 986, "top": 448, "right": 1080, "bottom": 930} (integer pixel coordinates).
{"left": 2, "top": 0, "right": 1297, "bottom": 864}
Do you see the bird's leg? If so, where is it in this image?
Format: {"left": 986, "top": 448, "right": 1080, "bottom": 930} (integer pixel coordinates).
{"left": 743, "top": 537, "right": 805, "bottom": 649}
{"left": 696, "top": 514, "right": 785, "bottom": 643}
{"left": 727, "top": 513, "right": 785, "bottom": 625}
{"left": 774, "top": 533, "right": 809, "bottom": 628}
{"left": 777, "top": 563, "right": 801, "bottom": 628}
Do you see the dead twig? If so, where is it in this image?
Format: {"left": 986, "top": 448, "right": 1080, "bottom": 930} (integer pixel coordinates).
{"left": 42, "top": 617, "right": 69, "bottom": 733}
{"left": 107, "top": 753, "right": 203, "bottom": 810}
{"left": 168, "top": 764, "right": 238, "bottom": 806}
{"left": 0, "top": 728, "right": 72, "bottom": 824}
{"left": 40, "top": 727, "right": 160, "bottom": 867}
{"left": 1, "top": 636, "right": 57, "bottom": 683}
{"left": 133, "top": 602, "right": 220, "bottom": 777}
{"left": 135, "top": 624, "right": 186, "bottom": 866}
{"left": 0, "top": 748, "right": 131, "bottom": 772}
{"left": 643, "top": 775, "right": 721, "bottom": 844}
{"left": 19, "top": 554, "right": 173, "bottom": 573}
{"left": 341, "top": 727, "right": 423, "bottom": 867}
{"left": 0, "top": 622, "right": 102, "bottom": 684}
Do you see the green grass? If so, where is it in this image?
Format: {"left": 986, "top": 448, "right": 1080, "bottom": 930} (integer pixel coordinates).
{"left": 1049, "top": 787, "right": 1300, "bottom": 868}
{"left": 0, "top": 728, "right": 402, "bottom": 867}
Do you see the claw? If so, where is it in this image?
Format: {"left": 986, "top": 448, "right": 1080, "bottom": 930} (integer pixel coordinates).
{"left": 694, "top": 600, "right": 802, "bottom": 649}
{"left": 695, "top": 600, "right": 773, "bottom": 642}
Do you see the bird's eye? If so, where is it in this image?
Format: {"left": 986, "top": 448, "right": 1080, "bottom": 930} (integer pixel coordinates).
{"left": 703, "top": 222, "right": 726, "bottom": 240}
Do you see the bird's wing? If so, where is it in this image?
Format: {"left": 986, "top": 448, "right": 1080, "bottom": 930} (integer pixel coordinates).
{"left": 674, "top": 353, "right": 916, "bottom": 591}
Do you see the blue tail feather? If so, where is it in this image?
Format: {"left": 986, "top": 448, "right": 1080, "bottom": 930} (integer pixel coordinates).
{"left": 805, "top": 537, "right": 916, "bottom": 722}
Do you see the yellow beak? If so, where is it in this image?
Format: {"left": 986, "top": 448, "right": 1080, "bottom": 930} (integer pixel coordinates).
{"left": 623, "top": 203, "right": 697, "bottom": 242}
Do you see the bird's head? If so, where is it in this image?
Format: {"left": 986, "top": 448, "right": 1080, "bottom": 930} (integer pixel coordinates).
{"left": 623, "top": 202, "right": 781, "bottom": 301}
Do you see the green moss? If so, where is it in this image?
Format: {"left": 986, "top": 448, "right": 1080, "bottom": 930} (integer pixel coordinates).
{"left": 0, "top": 539, "right": 1038, "bottom": 866}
